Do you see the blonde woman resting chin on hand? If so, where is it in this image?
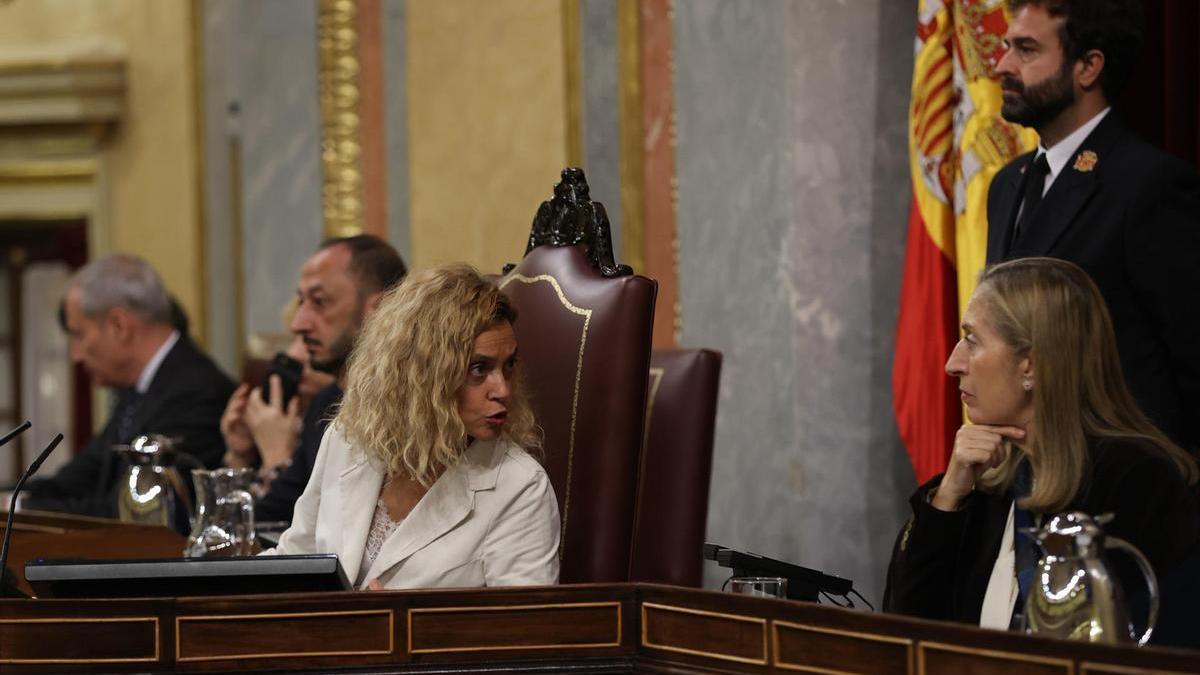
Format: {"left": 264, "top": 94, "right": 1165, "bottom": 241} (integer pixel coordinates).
{"left": 263, "top": 264, "right": 560, "bottom": 590}
{"left": 884, "top": 257, "right": 1200, "bottom": 648}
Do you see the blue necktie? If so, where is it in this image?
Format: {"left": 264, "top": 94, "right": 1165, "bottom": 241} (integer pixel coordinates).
{"left": 115, "top": 389, "right": 143, "bottom": 444}
{"left": 1012, "top": 459, "right": 1038, "bottom": 627}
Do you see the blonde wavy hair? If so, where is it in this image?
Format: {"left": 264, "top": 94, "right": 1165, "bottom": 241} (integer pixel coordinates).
{"left": 335, "top": 263, "right": 540, "bottom": 486}
{"left": 973, "top": 258, "right": 1198, "bottom": 512}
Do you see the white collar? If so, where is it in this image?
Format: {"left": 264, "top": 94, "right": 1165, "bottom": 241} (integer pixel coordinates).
{"left": 1038, "top": 107, "right": 1110, "bottom": 191}
{"left": 135, "top": 330, "right": 180, "bottom": 394}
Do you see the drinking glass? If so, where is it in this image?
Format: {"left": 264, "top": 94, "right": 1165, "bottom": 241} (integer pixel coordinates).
{"left": 728, "top": 576, "right": 788, "bottom": 599}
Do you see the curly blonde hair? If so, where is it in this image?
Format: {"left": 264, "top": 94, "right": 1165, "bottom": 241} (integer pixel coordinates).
{"left": 335, "top": 263, "right": 540, "bottom": 486}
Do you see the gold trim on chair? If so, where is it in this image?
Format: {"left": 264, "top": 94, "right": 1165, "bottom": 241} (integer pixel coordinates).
{"left": 407, "top": 601, "right": 622, "bottom": 654}
{"left": 0, "top": 617, "right": 160, "bottom": 664}
{"left": 175, "top": 609, "right": 394, "bottom": 662}
{"left": 498, "top": 272, "right": 591, "bottom": 557}
{"left": 640, "top": 602, "right": 768, "bottom": 666}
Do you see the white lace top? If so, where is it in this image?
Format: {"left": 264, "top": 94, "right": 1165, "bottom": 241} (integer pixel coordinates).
{"left": 356, "top": 496, "right": 404, "bottom": 588}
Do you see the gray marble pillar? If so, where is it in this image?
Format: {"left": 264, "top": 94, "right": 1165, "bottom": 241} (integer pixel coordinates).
{"left": 674, "top": 0, "right": 917, "bottom": 607}
{"left": 580, "top": 0, "right": 623, "bottom": 254}
{"left": 203, "top": 0, "right": 324, "bottom": 368}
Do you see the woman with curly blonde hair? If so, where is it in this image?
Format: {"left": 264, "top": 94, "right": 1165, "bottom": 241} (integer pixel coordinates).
{"left": 269, "top": 264, "right": 560, "bottom": 590}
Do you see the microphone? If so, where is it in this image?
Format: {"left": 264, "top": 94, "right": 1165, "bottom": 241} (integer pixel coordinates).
{"left": 0, "top": 420, "right": 31, "bottom": 448}
{"left": 1, "top": 431, "right": 64, "bottom": 598}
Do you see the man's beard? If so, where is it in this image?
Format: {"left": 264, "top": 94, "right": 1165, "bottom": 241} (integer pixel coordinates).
{"left": 309, "top": 329, "right": 355, "bottom": 375}
{"left": 1000, "top": 61, "right": 1076, "bottom": 130}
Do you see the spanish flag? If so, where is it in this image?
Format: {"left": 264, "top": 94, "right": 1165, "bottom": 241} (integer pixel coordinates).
{"left": 893, "top": 0, "right": 1036, "bottom": 483}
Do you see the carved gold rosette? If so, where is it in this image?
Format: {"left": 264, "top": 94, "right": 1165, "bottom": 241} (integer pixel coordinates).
{"left": 318, "top": 0, "right": 364, "bottom": 237}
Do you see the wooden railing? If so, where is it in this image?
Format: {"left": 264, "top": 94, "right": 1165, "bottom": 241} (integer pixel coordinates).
{"left": 1, "top": 513, "right": 1196, "bottom": 673}
{"left": 2, "top": 582, "right": 1198, "bottom": 673}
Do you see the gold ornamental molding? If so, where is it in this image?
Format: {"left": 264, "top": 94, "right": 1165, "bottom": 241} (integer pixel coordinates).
{"left": 0, "top": 55, "right": 125, "bottom": 128}
{"left": 318, "top": 0, "right": 365, "bottom": 237}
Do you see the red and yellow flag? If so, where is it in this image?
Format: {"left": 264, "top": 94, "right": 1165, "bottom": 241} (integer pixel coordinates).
{"left": 893, "top": 0, "right": 1036, "bottom": 483}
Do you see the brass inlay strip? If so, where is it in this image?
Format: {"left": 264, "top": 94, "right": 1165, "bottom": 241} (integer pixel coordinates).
{"left": 175, "top": 609, "right": 393, "bottom": 662}
{"left": 0, "top": 616, "right": 159, "bottom": 664}
{"left": 562, "top": 0, "right": 583, "bottom": 168}
{"left": 1080, "top": 664, "right": 1189, "bottom": 675}
{"left": 498, "top": 272, "right": 591, "bottom": 559}
{"left": 408, "top": 601, "right": 622, "bottom": 654}
{"left": 616, "top": 0, "right": 645, "bottom": 275}
{"left": 0, "top": 522, "right": 67, "bottom": 535}
{"left": 917, "top": 640, "right": 1074, "bottom": 675}
{"left": 318, "top": 0, "right": 366, "bottom": 237}
{"left": 640, "top": 601, "right": 768, "bottom": 666}
{"left": 772, "top": 620, "right": 913, "bottom": 674}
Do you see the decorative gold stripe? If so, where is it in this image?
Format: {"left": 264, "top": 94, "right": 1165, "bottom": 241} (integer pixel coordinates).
{"left": 772, "top": 620, "right": 913, "bottom": 674}
{"left": 189, "top": 0, "right": 209, "bottom": 347}
{"left": 175, "top": 609, "right": 393, "bottom": 662}
{"left": 562, "top": 0, "right": 583, "bottom": 168}
{"left": 318, "top": 0, "right": 366, "bottom": 237}
{"left": 640, "top": 601, "right": 768, "bottom": 666}
{"left": 0, "top": 617, "right": 159, "bottom": 664}
{"left": 408, "top": 601, "right": 621, "bottom": 654}
{"left": 0, "top": 160, "right": 97, "bottom": 180}
{"left": 1080, "top": 664, "right": 1189, "bottom": 675}
{"left": 229, "top": 136, "right": 247, "bottom": 372}
{"left": 917, "top": 640, "right": 1074, "bottom": 675}
{"left": 617, "top": 0, "right": 645, "bottom": 275}
{"left": 498, "top": 272, "right": 591, "bottom": 560}
{"left": 0, "top": 59, "right": 125, "bottom": 75}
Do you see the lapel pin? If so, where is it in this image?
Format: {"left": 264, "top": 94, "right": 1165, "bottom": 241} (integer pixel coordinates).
{"left": 1073, "top": 150, "right": 1098, "bottom": 172}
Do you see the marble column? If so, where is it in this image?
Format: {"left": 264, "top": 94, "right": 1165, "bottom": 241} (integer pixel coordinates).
{"left": 674, "top": 0, "right": 917, "bottom": 606}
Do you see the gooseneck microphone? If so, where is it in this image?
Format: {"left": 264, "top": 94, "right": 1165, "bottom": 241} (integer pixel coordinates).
{"left": 0, "top": 421, "right": 31, "bottom": 449}
{"left": 1, "top": 430, "right": 64, "bottom": 597}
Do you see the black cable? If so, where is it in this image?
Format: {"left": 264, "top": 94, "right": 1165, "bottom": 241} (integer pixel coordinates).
{"left": 849, "top": 587, "right": 875, "bottom": 611}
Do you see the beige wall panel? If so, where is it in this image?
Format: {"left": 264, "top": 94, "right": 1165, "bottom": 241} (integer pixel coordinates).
{"left": 406, "top": 0, "right": 568, "bottom": 274}
{"left": 0, "top": 0, "right": 203, "bottom": 340}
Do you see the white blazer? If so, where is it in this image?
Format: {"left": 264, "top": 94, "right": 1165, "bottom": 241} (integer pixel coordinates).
{"left": 267, "top": 425, "right": 560, "bottom": 589}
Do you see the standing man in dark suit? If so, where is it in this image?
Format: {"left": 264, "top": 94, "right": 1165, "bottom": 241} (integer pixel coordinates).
{"left": 986, "top": 0, "right": 1200, "bottom": 451}
{"left": 222, "top": 235, "right": 406, "bottom": 523}
{"left": 26, "top": 254, "right": 235, "bottom": 520}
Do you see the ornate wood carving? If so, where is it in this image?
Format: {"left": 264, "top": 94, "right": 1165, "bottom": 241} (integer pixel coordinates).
{"left": 507, "top": 167, "right": 632, "bottom": 278}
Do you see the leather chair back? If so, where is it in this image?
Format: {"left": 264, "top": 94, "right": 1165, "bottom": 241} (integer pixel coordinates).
{"left": 630, "top": 348, "right": 723, "bottom": 586}
{"left": 500, "top": 245, "right": 657, "bottom": 583}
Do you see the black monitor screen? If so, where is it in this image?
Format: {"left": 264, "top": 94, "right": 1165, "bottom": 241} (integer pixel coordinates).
{"left": 25, "top": 554, "right": 352, "bottom": 598}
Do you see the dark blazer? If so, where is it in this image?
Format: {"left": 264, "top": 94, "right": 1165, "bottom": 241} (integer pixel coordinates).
{"left": 986, "top": 114, "right": 1200, "bottom": 451}
{"left": 255, "top": 383, "right": 342, "bottom": 523}
{"left": 884, "top": 438, "right": 1200, "bottom": 647}
{"left": 27, "top": 334, "right": 235, "bottom": 522}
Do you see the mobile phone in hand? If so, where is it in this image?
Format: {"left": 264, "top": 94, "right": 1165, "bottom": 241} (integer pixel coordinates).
{"left": 261, "top": 352, "right": 303, "bottom": 407}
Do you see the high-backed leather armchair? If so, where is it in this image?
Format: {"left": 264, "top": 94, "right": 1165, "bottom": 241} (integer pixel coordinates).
{"left": 629, "top": 348, "right": 723, "bottom": 587}
{"left": 500, "top": 168, "right": 657, "bottom": 583}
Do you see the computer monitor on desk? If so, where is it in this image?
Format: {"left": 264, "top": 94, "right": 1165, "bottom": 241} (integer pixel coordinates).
{"left": 25, "top": 554, "right": 352, "bottom": 598}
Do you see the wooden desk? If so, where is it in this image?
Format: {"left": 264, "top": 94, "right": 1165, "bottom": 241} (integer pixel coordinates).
{"left": 0, "top": 583, "right": 1195, "bottom": 673}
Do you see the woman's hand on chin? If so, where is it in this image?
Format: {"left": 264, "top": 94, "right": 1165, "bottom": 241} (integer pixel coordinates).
{"left": 932, "top": 424, "right": 1025, "bottom": 511}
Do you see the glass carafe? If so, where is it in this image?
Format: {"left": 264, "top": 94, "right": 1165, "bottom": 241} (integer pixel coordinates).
{"left": 185, "top": 467, "right": 257, "bottom": 557}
